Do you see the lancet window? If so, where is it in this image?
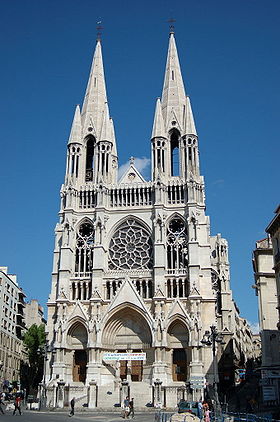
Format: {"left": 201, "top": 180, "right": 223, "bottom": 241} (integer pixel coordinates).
{"left": 153, "top": 139, "right": 166, "bottom": 174}
{"left": 170, "top": 129, "right": 180, "bottom": 176}
{"left": 85, "top": 135, "right": 95, "bottom": 182}
{"left": 184, "top": 137, "right": 197, "bottom": 173}
{"left": 108, "top": 218, "right": 153, "bottom": 270}
{"left": 75, "top": 221, "right": 94, "bottom": 277}
{"left": 68, "top": 146, "right": 80, "bottom": 178}
{"left": 166, "top": 217, "right": 188, "bottom": 273}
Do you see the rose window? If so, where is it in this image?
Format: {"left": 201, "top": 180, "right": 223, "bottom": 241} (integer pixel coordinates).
{"left": 109, "top": 219, "right": 153, "bottom": 270}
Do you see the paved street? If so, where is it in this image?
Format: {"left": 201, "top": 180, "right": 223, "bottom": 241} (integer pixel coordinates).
{"left": 0, "top": 410, "right": 158, "bottom": 422}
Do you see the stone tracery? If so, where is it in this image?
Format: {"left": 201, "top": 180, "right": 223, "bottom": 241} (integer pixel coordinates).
{"left": 108, "top": 218, "right": 153, "bottom": 270}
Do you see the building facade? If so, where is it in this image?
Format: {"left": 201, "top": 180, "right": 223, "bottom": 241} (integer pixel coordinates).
{"left": 254, "top": 207, "right": 280, "bottom": 405}
{"left": 0, "top": 266, "right": 26, "bottom": 389}
{"left": 25, "top": 299, "right": 46, "bottom": 329}
{"left": 46, "top": 32, "right": 252, "bottom": 408}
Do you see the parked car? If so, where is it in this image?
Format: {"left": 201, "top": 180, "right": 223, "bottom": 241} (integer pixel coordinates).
{"left": 178, "top": 400, "right": 199, "bottom": 415}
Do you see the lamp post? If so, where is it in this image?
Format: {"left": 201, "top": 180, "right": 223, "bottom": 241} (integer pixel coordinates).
{"left": 201, "top": 325, "right": 224, "bottom": 418}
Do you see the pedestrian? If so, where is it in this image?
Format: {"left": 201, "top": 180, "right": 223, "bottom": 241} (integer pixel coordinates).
{"left": 128, "top": 397, "right": 134, "bottom": 418}
{"left": 122, "top": 396, "right": 130, "bottom": 419}
{"left": 204, "top": 405, "right": 210, "bottom": 422}
{"left": 69, "top": 397, "right": 75, "bottom": 417}
{"left": 197, "top": 399, "right": 203, "bottom": 421}
{"left": 13, "top": 395, "right": 22, "bottom": 416}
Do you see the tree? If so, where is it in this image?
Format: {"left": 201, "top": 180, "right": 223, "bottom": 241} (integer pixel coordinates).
{"left": 21, "top": 324, "right": 46, "bottom": 395}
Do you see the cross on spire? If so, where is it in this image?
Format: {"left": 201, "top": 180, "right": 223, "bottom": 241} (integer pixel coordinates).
{"left": 167, "top": 17, "right": 176, "bottom": 34}
{"left": 96, "top": 19, "right": 103, "bottom": 41}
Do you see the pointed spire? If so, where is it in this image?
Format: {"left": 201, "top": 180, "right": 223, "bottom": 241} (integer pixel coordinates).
{"left": 184, "top": 96, "right": 197, "bottom": 136}
{"left": 161, "top": 33, "right": 186, "bottom": 130}
{"left": 151, "top": 98, "right": 166, "bottom": 139}
{"left": 81, "top": 40, "right": 107, "bottom": 138}
{"left": 68, "top": 105, "right": 82, "bottom": 144}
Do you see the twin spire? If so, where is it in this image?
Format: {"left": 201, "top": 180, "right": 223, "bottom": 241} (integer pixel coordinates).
{"left": 68, "top": 39, "right": 117, "bottom": 152}
{"left": 152, "top": 33, "right": 197, "bottom": 139}
{"left": 68, "top": 33, "right": 197, "bottom": 161}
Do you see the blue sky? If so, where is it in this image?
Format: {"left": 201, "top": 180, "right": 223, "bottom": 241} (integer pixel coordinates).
{"left": 0, "top": 0, "right": 279, "bottom": 329}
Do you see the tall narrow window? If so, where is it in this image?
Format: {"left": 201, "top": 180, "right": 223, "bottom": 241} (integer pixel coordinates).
{"left": 85, "top": 136, "right": 95, "bottom": 182}
{"left": 170, "top": 131, "right": 180, "bottom": 176}
{"left": 75, "top": 222, "right": 94, "bottom": 277}
{"left": 166, "top": 217, "right": 188, "bottom": 272}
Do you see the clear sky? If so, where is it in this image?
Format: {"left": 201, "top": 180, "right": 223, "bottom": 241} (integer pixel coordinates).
{"left": 0, "top": 0, "right": 279, "bottom": 329}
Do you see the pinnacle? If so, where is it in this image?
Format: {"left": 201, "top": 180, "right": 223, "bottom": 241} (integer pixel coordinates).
{"left": 151, "top": 98, "right": 166, "bottom": 139}
{"left": 68, "top": 105, "right": 82, "bottom": 145}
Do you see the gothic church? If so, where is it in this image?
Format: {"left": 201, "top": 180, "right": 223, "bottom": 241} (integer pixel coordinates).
{"left": 46, "top": 30, "right": 233, "bottom": 408}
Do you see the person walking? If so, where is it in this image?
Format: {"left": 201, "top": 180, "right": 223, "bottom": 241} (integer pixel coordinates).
{"left": 197, "top": 399, "right": 203, "bottom": 421}
{"left": 69, "top": 397, "right": 75, "bottom": 417}
{"left": 13, "top": 396, "right": 22, "bottom": 416}
{"left": 128, "top": 397, "right": 134, "bottom": 418}
{"left": 122, "top": 396, "right": 130, "bottom": 419}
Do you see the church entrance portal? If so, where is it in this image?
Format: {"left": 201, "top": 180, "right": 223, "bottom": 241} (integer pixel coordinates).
{"left": 119, "top": 350, "right": 143, "bottom": 382}
{"left": 167, "top": 320, "right": 189, "bottom": 382}
{"left": 172, "top": 348, "right": 187, "bottom": 381}
{"left": 102, "top": 307, "right": 152, "bottom": 382}
{"left": 67, "top": 322, "right": 88, "bottom": 383}
{"left": 73, "top": 350, "right": 87, "bottom": 382}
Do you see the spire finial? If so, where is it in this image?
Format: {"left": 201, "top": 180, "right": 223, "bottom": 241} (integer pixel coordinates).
{"left": 167, "top": 17, "right": 176, "bottom": 35}
{"left": 96, "top": 19, "right": 103, "bottom": 41}
{"left": 130, "top": 156, "right": 135, "bottom": 165}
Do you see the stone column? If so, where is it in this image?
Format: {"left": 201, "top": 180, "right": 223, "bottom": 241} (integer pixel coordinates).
{"left": 88, "top": 380, "right": 98, "bottom": 408}
{"left": 154, "top": 379, "right": 163, "bottom": 408}
{"left": 56, "top": 381, "right": 66, "bottom": 408}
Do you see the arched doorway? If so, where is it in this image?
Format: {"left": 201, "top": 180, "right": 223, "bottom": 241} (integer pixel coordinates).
{"left": 67, "top": 322, "right": 88, "bottom": 383}
{"left": 167, "top": 320, "right": 189, "bottom": 382}
{"left": 102, "top": 307, "right": 152, "bottom": 382}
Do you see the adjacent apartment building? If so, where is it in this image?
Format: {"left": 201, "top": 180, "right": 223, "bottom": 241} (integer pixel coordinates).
{"left": 0, "top": 267, "right": 26, "bottom": 388}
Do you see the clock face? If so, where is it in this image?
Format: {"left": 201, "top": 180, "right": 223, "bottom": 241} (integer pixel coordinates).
{"left": 79, "top": 223, "right": 93, "bottom": 237}
{"left": 128, "top": 172, "right": 136, "bottom": 180}
{"left": 168, "top": 218, "right": 185, "bottom": 234}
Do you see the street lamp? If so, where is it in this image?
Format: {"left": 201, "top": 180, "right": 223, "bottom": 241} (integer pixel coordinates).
{"left": 201, "top": 325, "right": 224, "bottom": 418}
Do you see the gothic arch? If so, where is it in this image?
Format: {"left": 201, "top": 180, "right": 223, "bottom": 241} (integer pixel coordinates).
{"left": 74, "top": 216, "right": 94, "bottom": 230}
{"left": 67, "top": 320, "right": 88, "bottom": 349}
{"left": 101, "top": 305, "right": 153, "bottom": 349}
{"left": 167, "top": 318, "right": 189, "bottom": 348}
{"left": 107, "top": 215, "right": 152, "bottom": 240}
{"left": 165, "top": 212, "right": 185, "bottom": 226}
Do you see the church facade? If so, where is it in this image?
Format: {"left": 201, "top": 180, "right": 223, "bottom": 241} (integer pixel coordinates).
{"left": 46, "top": 31, "right": 236, "bottom": 408}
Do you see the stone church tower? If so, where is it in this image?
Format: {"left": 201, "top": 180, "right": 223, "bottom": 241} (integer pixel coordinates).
{"left": 46, "top": 31, "right": 233, "bottom": 408}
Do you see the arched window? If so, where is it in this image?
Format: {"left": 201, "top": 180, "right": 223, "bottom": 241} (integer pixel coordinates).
{"left": 170, "top": 130, "right": 180, "bottom": 176}
{"left": 75, "top": 222, "right": 94, "bottom": 277}
{"left": 109, "top": 218, "right": 153, "bottom": 270}
{"left": 166, "top": 217, "right": 188, "bottom": 272}
{"left": 85, "top": 136, "right": 95, "bottom": 181}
